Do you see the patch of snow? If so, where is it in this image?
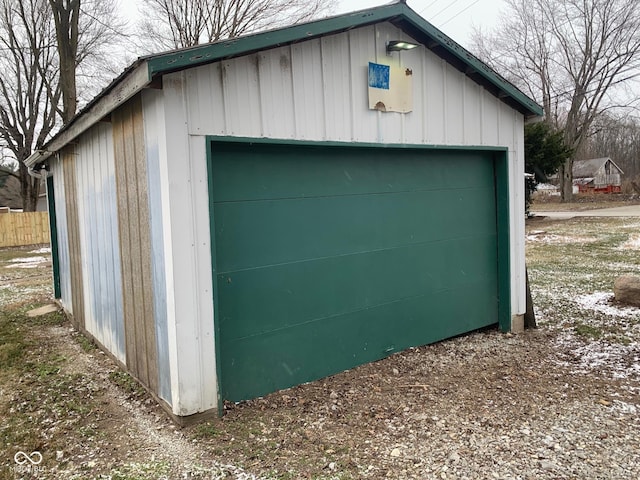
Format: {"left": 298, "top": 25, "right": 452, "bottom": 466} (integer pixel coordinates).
{"left": 186, "top": 464, "right": 272, "bottom": 480}
{"left": 526, "top": 232, "right": 595, "bottom": 244}
{"left": 575, "top": 292, "right": 640, "bottom": 318}
{"left": 554, "top": 331, "right": 640, "bottom": 381}
{"left": 620, "top": 235, "right": 640, "bottom": 250}
{"left": 6, "top": 263, "right": 43, "bottom": 269}
{"left": 611, "top": 400, "right": 638, "bottom": 415}
{"left": 29, "top": 247, "right": 51, "bottom": 254}
{"left": 10, "top": 256, "right": 48, "bottom": 264}
{"left": 606, "top": 262, "right": 640, "bottom": 273}
{"left": 526, "top": 233, "right": 563, "bottom": 243}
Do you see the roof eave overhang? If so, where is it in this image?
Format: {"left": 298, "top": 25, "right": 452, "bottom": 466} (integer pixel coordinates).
{"left": 387, "top": 10, "right": 543, "bottom": 118}
{"left": 26, "top": 61, "right": 152, "bottom": 167}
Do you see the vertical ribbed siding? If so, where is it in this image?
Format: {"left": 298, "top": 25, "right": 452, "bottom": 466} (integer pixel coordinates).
{"left": 74, "top": 122, "right": 126, "bottom": 363}
{"left": 154, "top": 75, "right": 218, "bottom": 415}
{"left": 140, "top": 89, "right": 172, "bottom": 405}
{"left": 290, "top": 40, "right": 325, "bottom": 139}
{"left": 182, "top": 22, "right": 516, "bottom": 148}
{"left": 62, "top": 147, "right": 85, "bottom": 329}
{"left": 113, "top": 95, "right": 159, "bottom": 395}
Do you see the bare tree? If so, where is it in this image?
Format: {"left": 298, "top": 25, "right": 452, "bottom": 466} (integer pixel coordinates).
{"left": 578, "top": 113, "right": 640, "bottom": 179}
{"left": 471, "top": 0, "right": 640, "bottom": 201}
{"left": 49, "top": 0, "right": 80, "bottom": 123}
{"left": 49, "top": 0, "right": 125, "bottom": 122}
{"left": 48, "top": 0, "right": 79, "bottom": 123}
{"left": 0, "top": 0, "right": 126, "bottom": 210}
{"left": 0, "top": 0, "right": 59, "bottom": 211}
{"left": 138, "top": 0, "right": 337, "bottom": 50}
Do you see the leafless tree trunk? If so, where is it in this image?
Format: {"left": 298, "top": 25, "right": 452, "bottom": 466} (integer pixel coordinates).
{"left": 471, "top": 0, "right": 640, "bottom": 201}
{"left": 49, "top": 0, "right": 79, "bottom": 123}
{"left": 139, "top": 0, "right": 337, "bottom": 50}
{"left": 0, "top": 0, "right": 59, "bottom": 211}
{"left": 0, "top": 0, "right": 125, "bottom": 210}
{"left": 48, "top": 0, "right": 125, "bottom": 123}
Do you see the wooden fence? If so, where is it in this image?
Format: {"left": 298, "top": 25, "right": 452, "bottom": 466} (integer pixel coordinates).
{"left": 0, "top": 212, "right": 50, "bottom": 247}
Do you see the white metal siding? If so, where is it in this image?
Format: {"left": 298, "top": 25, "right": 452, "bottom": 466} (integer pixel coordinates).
{"left": 463, "top": 80, "right": 483, "bottom": 145}
{"left": 509, "top": 110, "right": 526, "bottom": 318}
{"left": 291, "top": 39, "right": 326, "bottom": 139}
{"left": 74, "top": 122, "right": 126, "bottom": 362}
{"left": 181, "top": 22, "right": 524, "bottom": 150}
{"left": 258, "top": 51, "right": 296, "bottom": 138}
{"left": 141, "top": 90, "right": 172, "bottom": 405}
{"left": 142, "top": 88, "right": 217, "bottom": 416}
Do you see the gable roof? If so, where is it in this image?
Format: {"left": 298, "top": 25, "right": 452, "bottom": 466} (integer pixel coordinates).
{"left": 26, "top": 0, "right": 542, "bottom": 168}
{"left": 573, "top": 157, "right": 624, "bottom": 177}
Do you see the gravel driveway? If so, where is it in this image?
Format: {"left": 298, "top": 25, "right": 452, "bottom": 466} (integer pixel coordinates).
{"left": 205, "top": 328, "right": 639, "bottom": 480}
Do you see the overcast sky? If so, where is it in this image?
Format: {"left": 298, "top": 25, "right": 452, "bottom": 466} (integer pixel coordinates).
{"left": 119, "top": 0, "right": 505, "bottom": 50}
{"left": 335, "top": 0, "right": 505, "bottom": 47}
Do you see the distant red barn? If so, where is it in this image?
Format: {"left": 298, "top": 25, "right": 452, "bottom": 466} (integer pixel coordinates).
{"left": 573, "top": 157, "right": 624, "bottom": 193}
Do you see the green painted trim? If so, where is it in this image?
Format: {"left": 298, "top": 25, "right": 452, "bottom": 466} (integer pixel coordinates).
{"left": 494, "top": 151, "right": 511, "bottom": 332}
{"left": 46, "top": 175, "right": 61, "bottom": 299}
{"left": 205, "top": 140, "right": 225, "bottom": 417}
{"left": 146, "top": 2, "right": 541, "bottom": 117}
{"left": 206, "top": 135, "right": 510, "bottom": 153}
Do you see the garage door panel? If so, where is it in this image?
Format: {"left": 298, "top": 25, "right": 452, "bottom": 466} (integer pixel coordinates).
{"left": 212, "top": 144, "right": 494, "bottom": 203}
{"left": 218, "top": 234, "right": 498, "bottom": 340}
{"left": 221, "top": 283, "right": 498, "bottom": 401}
{"left": 215, "top": 187, "right": 497, "bottom": 273}
{"left": 211, "top": 141, "right": 501, "bottom": 402}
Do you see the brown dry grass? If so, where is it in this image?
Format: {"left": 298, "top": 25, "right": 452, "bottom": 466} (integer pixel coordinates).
{"left": 531, "top": 193, "right": 640, "bottom": 211}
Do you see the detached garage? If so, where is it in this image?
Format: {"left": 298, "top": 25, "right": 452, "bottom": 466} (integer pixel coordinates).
{"left": 27, "top": 1, "right": 541, "bottom": 421}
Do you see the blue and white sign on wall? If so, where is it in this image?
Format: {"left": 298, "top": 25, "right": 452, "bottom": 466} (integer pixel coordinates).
{"left": 367, "top": 62, "right": 413, "bottom": 113}
{"left": 368, "top": 62, "right": 390, "bottom": 90}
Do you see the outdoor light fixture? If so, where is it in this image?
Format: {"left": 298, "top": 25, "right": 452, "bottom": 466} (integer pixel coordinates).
{"left": 386, "top": 40, "right": 419, "bottom": 54}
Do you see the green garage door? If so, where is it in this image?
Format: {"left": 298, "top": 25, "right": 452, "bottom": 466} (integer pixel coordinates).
{"left": 209, "top": 141, "right": 502, "bottom": 402}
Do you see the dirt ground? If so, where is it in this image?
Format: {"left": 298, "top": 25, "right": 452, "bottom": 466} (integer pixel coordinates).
{"left": 1, "top": 214, "right": 640, "bottom": 479}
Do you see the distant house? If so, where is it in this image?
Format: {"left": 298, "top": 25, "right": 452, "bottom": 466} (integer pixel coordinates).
{"left": 0, "top": 175, "right": 22, "bottom": 210}
{"left": 573, "top": 157, "right": 624, "bottom": 193}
